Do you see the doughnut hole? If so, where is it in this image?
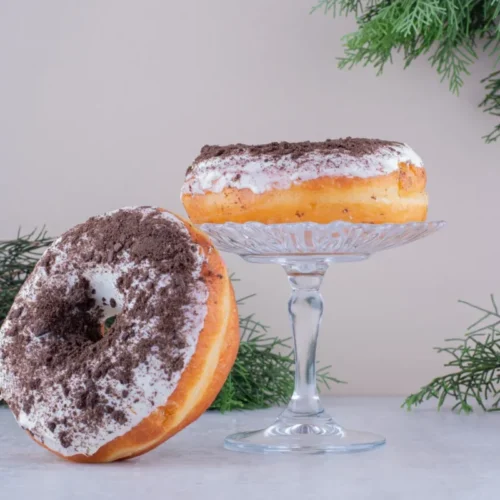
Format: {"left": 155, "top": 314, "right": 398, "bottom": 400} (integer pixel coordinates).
{"left": 84, "top": 269, "right": 124, "bottom": 335}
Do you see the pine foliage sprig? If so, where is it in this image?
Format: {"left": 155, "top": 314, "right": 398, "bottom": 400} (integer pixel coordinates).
{"left": 209, "top": 293, "right": 343, "bottom": 412}
{"left": 0, "top": 233, "right": 342, "bottom": 410}
{"left": 312, "top": 0, "right": 500, "bottom": 142}
{"left": 480, "top": 70, "right": 500, "bottom": 142}
{"left": 404, "top": 295, "right": 500, "bottom": 413}
{"left": 0, "top": 229, "right": 54, "bottom": 325}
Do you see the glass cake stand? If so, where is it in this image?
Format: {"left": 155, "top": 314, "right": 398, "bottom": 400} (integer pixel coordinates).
{"left": 200, "top": 220, "right": 445, "bottom": 454}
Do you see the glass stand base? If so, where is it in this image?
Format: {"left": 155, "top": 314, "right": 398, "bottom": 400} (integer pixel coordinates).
{"left": 224, "top": 411, "right": 385, "bottom": 454}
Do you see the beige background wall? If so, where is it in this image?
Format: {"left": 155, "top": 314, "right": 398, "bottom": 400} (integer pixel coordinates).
{"left": 1, "top": 1, "right": 499, "bottom": 396}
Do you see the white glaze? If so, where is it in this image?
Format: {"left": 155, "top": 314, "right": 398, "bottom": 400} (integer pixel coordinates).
{"left": 0, "top": 208, "right": 208, "bottom": 457}
{"left": 182, "top": 144, "right": 424, "bottom": 195}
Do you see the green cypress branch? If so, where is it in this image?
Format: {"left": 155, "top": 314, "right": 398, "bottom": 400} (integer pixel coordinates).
{"left": 404, "top": 295, "right": 500, "bottom": 413}
{"left": 312, "top": 0, "right": 500, "bottom": 142}
{"left": 480, "top": 69, "right": 500, "bottom": 142}
{"left": 209, "top": 309, "right": 343, "bottom": 412}
{"left": 0, "top": 229, "right": 53, "bottom": 325}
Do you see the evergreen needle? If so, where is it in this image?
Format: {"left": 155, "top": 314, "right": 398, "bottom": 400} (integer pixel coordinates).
{"left": 0, "top": 229, "right": 53, "bottom": 325}
{"left": 404, "top": 295, "right": 500, "bottom": 413}
{"left": 313, "top": 0, "right": 500, "bottom": 142}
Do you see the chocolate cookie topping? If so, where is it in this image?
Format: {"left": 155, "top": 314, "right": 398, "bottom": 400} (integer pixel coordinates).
{"left": 0, "top": 208, "right": 205, "bottom": 454}
{"left": 193, "top": 137, "right": 402, "bottom": 164}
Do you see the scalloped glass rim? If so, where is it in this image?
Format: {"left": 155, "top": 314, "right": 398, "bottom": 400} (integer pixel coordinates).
{"left": 199, "top": 220, "right": 446, "bottom": 258}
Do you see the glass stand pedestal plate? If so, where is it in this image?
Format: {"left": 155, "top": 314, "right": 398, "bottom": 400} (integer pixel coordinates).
{"left": 201, "top": 220, "right": 445, "bottom": 454}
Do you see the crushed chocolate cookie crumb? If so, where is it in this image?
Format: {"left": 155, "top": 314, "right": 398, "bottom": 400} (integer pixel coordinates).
{"left": 111, "top": 410, "right": 127, "bottom": 425}
{"left": 10, "top": 307, "right": 23, "bottom": 320}
{"left": 193, "top": 138, "right": 402, "bottom": 163}
{"left": 59, "top": 431, "right": 72, "bottom": 449}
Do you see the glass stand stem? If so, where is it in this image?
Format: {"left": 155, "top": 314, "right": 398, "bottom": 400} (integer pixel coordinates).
{"left": 283, "top": 264, "right": 325, "bottom": 418}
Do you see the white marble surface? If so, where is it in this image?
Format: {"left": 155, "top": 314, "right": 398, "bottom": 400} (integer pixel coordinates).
{"left": 1, "top": 397, "right": 499, "bottom": 499}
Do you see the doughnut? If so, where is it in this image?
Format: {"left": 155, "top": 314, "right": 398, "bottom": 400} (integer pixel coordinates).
{"left": 0, "top": 207, "right": 239, "bottom": 463}
{"left": 181, "top": 138, "right": 428, "bottom": 224}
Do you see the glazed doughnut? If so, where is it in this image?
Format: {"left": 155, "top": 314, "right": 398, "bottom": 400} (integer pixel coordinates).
{"left": 0, "top": 207, "right": 239, "bottom": 463}
{"left": 181, "top": 138, "right": 427, "bottom": 224}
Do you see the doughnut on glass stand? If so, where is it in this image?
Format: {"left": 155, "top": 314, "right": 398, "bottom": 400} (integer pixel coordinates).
{"left": 200, "top": 220, "right": 445, "bottom": 455}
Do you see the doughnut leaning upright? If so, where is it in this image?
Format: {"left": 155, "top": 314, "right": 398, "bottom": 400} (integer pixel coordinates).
{"left": 0, "top": 207, "right": 239, "bottom": 463}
